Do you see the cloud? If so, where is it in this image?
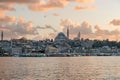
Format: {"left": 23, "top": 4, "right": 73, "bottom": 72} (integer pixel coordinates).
{"left": 65, "top": 0, "right": 94, "bottom": 4}
{"left": 11, "top": 21, "right": 38, "bottom": 35}
{"left": 0, "top": 0, "right": 37, "bottom": 19}
{"left": 37, "top": 24, "right": 57, "bottom": 32}
{"left": 74, "top": 6, "right": 87, "bottom": 10}
{"left": 0, "top": 4, "right": 15, "bottom": 11}
{"left": 60, "top": 19, "right": 92, "bottom": 35}
{"left": 0, "top": 11, "right": 6, "bottom": 18}
{"left": 74, "top": 6, "right": 96, "bottom": 10}
{"left": 0, "top": 26, "right": 9, "bottom": 32}
{"left": 60, "top": 19, "right": 120, "bottom": 41}
{"left": 18, "top": 17, "right": 25, "bottom": 23}
{"left": 94, "top": 25, "right": 120, "bottom": 41}
{"left": 109, "top": 19, "right": 120, "bottom": 26}
{"left": 53, "top": 13, "right": 60, "bottom": 16}
{"left": 28, "top": 0, "right": 94, "bottom": 12}
{"left": 0, "top": 0, "right": 39, "bottom": 3}
{"left": 28, "top": 0, "right": 68, "bottom": 12}
{"left": 34, "top": 32, "right": 57, "bottom": 40}
{"left": 0, "top": 16, "right": 16, "bottom": 23}
{"left": 0, "top": 3, "right": 16, "bottom": 18}
{"left": 0, "top": 0, "right": 94, "bottom": 4}
{"left": 0, "top": 0, "right": 95, "bottom": 12}
{"left": 77, "top": 0, "right": 94, "bottom": 4}
{"left": 0, "top": 17, "right": 57, "bottom": 40}
{"left": 45, "top": 24, "right": 57, "bottom": 32}
{"left": 0, "top": 19, "right": 39, "bottom": 40}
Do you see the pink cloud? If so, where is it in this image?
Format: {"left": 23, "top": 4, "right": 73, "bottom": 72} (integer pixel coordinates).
{"left": 0, "top": 16, "right": 16, "bottom": 23}
{"left": 60, "top": 19, "right": 120, "bottom": 41}
{"left": 65, "top": 0, "right": 94, "bottom": 4}
{"left": 37, "top": 24, "right": 57, "bottom": 32}
{"left": 29, "top": 0, "right": 68, "bottom": 12}
{"left": 0, "top": 0, "right": 95, "bottom": 12}
{"left": 0, "top": 0, "right": 39, "bottom": 3}
{"left": 110, "top": 19, "right": 120, "bottom": 26}
{"left": 74, "top": 6, "right": 96, "bottom": 10}
{"left": 53, "top": 13, "right": 60, "bottom": 16}
{"left": 0, "top": 4, "right": 15, "bottom": 11}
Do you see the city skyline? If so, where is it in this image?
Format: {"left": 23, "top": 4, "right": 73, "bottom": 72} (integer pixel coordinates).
{"left": 0, "top": 0, "right": 120, "bottom": 41}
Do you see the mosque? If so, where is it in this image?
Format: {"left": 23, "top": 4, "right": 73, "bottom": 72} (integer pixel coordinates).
{"left": 54, "top": 28, "right": 81, "bottom": 44}
{"left": 53, "top": 28, "right": 81, "bottom": 53}
{"left": 54, "top": 32, "right": 69, "bottom": 45}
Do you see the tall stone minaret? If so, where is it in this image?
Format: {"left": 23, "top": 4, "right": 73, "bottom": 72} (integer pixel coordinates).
{"left": 67, "top": 27, "right": 69, "bottom": 39}
{"left": 1, "top": 31, "right": 3, "bottom": 41}
{"left": 78, "top": 31, "right": 80, "bottom": 40}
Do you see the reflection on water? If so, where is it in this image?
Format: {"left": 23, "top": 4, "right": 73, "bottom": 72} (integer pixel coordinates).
{"left": 0, "top": 57, "right": 120, "bottom": 80}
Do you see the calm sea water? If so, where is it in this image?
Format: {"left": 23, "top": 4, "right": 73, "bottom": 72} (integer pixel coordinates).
{"left": 0, "top": 57, "right": 120, "bottom": 80}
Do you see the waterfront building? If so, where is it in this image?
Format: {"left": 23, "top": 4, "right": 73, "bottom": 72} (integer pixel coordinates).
{"left": 81, "top": 39, "right": 94, "bottom": 48}
{"left": 23, "top": 45, "right": 32, "bottom": 53}
{"left": 12, "top": 47, "right": 22, "bottom": 56}
{"left": 45, "top": 45, "right": 58, "bottom": 53}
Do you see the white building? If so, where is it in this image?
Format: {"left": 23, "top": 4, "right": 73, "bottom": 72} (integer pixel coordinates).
{"left": 12, "top": 47, "right": 22, "bottom": 55}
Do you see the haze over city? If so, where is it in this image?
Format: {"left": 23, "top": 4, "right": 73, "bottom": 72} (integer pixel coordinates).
{"left": 0, "top": 0, "right": 120, "bottom": 41}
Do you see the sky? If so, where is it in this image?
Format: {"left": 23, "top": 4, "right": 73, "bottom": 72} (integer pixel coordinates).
{"left": 0, "top": 0, "right": 120, "bottom": 41}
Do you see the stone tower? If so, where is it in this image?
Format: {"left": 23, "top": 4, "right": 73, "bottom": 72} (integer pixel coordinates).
{"left": 67, "top": 27, "right": 69, "bottom": 39}
{"left": 78, "top": 31, "right": 80, "bottom": 40}
{"left": 1, "top": 31, "right": 3, "bottom": 41}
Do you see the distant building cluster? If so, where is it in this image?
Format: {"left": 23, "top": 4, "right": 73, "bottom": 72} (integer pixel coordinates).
{"left": 0, "top": 29, "right": 120, "bottom": 57}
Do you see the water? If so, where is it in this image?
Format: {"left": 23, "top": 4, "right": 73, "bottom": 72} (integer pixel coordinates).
{"left": 0, "top": 57, "right": 120, "bottom": 80}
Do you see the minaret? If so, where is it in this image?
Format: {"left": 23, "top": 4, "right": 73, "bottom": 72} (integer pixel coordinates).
{"left": 1, "top": 31, "right": 3, "bottom": 41}
{"left": 78, "top": 31, "right": 80, "bottom": 40}
{"left": 11, "top": 38, "right": 13, "bottom": 47}
{"left": 67, "top": 27, "right": 69, "bottom": 39}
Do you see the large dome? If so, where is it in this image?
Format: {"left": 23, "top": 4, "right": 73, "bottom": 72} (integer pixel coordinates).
{"left": 57, "top": 32, "right": 66, "bottom": 37}
{"left": 55, "top": 32, "right": 68, "bottom": 40}
{"left": 54, "top": 32, "right": 68, "bottom": 44}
